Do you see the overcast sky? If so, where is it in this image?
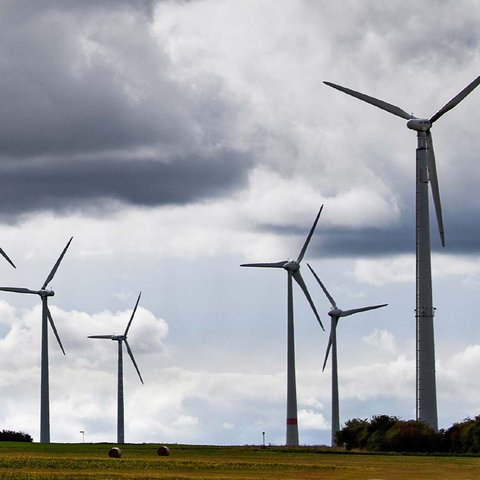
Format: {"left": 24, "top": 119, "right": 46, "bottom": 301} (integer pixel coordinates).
{"left": 1, "top": 0, "right": 480, "bottom": 445}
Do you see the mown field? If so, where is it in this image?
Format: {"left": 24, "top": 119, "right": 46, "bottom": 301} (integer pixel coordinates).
{"left": 0, "top": 442, "right": 478, "bottom": 480}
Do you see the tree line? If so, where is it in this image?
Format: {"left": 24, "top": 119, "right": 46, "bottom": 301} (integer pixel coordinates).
{"left": 0, "top": 430, "right": 33, "bottom": 442}
{"left": 335, "top": 415, "right": 480, "bottom": 453}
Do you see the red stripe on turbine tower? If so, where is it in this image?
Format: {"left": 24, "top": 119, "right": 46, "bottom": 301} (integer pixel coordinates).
{"left": 286, "top": 418, "right": 298, "bottom": 425}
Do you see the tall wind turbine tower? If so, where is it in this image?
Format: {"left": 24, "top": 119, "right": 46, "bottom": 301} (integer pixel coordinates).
{"left": 241, "top": 206, "right": 324, "bottom": 446}
{"left": 307, "top": 264, "right": 387, "bottom": 445}
{"left": 0, "top": 237, "right": 73, "bottom": 443}
{"left": 324, "top": 76, "right": 480, "bottom": 429}
{"left": 88, "top": 292, "right": 144, "bottom": 444}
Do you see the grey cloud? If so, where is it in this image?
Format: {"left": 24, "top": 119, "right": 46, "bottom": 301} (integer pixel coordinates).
{"left": 314, "top": 223, "right": 480, "bottom": 257}
{"left": 0, "top": 1, "right": 251, "bottom": 217}
{"left": 258, "top": 222, "right": 411, "bottom": 258}
{"left": 1, "top": 0, "right": 479, "bottom": 261}
{"left": 0, "top": 2, "right": 187, "bottom": 157}
{"left": 337, "top": 1, "right": 480, "bottom": 64}
{"left": 257, "top": 202, "right": 480, "bottom": 258}
{"left": 0, "top": 150, "right": 251, "bottom": 217}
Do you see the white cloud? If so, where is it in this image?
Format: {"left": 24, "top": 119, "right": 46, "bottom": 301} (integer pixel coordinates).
{"left": 353, "top": 255, "right": 415, "bottom": 286}
{"left": 298, "top": 409, "right": 329, "bottom": 431}
{"left": 363, "top": 328, "right": 396, "bottom": 354}
{"left": 172, "top": 415, "right": 199, "bottom": 428}
{"left": 433, "top": 254, "right": 480, "bottom": 282}
{"left": 340, "top": 355, "right": 415, "bottom": 402}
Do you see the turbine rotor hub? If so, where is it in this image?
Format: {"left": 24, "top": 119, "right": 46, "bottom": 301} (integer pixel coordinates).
{"left": 39, "top": 289, "right": 55, "bottom": 297}
{"left": 283, "top": 261, "right": 300, "bottom": 272}
{"left": 407, "top": 118, "right": 431, "bottom": 131}
{"left": 329, "top": 308, "right": 342, "bottom": 317}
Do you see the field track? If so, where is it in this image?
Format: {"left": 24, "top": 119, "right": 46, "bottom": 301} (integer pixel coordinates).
{"left": 0, "top": 443, "right": 478, "bottom": 479}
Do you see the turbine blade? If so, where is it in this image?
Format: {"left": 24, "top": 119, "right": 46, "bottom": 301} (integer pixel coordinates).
{"left": 324, "top": 81, "right": 414, "bottom": 120}
{"left": 322, "top": 317, "right": 339, "bottom": 372}
{"left": 292, "top": 270, "right": 324, "bottom": 330}
{"left": 124, "top": 292, "right": 142, "bottom": 336}
{"left": 240, "top": 261, "right": 287, "bottom": 268}
{"left": 42, "top": 237, "right": 73, "bottom": 290}
{"left": 296, "top": 205, "right": 323, "bottom": 263}
{"left": 426, "top": 132, "right": 445, "bottom": 247}
{"left": 0, "top": 287, "right": 37, "bottom": 294}
{"left": 429, "top": 75, "right": 480, "bottom": 124}
{"left": 88, "top": 335, "right": 115, "bottom": 339}
{"left": 340, "top": 304, "right": 388, "bottom": 317}
{"left": 307, "top": 263, "right": 337, "bottom": 309}
{"left": 0, "top": 248, "right": 15, "bottom": 269}
{"left": 125, "top": 339, "right": 144, "bottom": 384}
{"left": 322, "top": 337, "right": 333, "bottom": 372}
{"left": 46, "top": 305, "right": 65, "bottom": 355}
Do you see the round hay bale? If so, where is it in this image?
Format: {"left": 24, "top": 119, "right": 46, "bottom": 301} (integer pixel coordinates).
{"left": 157, "top": 445, "right": 170, "bottom": 456}
{"left": 108, "top": 447, "right": 122, "bottom": 458}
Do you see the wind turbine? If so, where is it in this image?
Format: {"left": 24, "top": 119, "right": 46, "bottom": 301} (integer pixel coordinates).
{"left": 307, "top": 263, "right": 387, "bottom": 445}
{"left": 88, "top": 292, "right": 144, "bottom": 444}
{"left": 241, "top": 206, "right": 324, "bottom": 446}
{"left": 0, "top": 237, "right": 73, "bottom": 443}
{"left": 324, "top": 76, "right": 480, "bottom": 430}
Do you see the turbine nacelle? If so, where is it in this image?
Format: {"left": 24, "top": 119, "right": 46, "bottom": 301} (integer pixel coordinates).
{"left": 407, "top": 118, "right": 431, "bottom": 132}
{"left": 328, "top": 308, "right": 342, "bottom": 318}
{"left": 111, "top": 335, "right": 126, "bottom": 341}
{"left": 283, "top": 261, "right": 300, "bottom": 273}
{"left": 39, "top": 289, "right": 55, "bottom": 297}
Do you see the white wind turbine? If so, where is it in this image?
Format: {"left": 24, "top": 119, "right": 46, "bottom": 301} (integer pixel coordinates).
{"left": 0, "top": 237, "right": 73, "bottom": 443}
{"left": 241, "top": 206, "right": 325, "bottom": 446}
{"left": 307, "top": 264, "right": 387, "bottom": 445}
{"left": 324, "top": 76, "right": 480, "bottom": 430}
{"left": 88, "top": 292, "right": 144, "bottom": 444}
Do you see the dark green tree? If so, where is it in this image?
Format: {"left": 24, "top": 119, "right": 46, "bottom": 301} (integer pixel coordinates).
{"left": 365, "top": 415, "right": 398, "bottom": 451}
{"left": 444, "top": 416, "right": 480, "bottom": 453}
{"left": 383, "top": 420, "right": 440, "bottom": 452}
{"left": 0, "top": 430, "right": 33, "bottom": 442}
{"left": 335, "top": 418, "right": 369, "bottom": 450}
{"left": 337, "top": 415, "right": 440, "bottom": 452}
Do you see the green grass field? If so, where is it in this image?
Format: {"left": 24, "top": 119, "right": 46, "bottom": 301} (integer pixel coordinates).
{"left": 0, "top": 443, "right": 478, "bottom": 479}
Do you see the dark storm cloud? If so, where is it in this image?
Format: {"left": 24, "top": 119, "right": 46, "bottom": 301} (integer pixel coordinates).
{"left": 314, "top": 221, "right": 480, "bottom": 257}
{"left": 259, "top": 200, "right": 480, "bottom": 258}
{"left": 258, "top": 221, "right": 412, "bottom": 259}
{"left": 318, "top": 226, "right": 412, "bottom": 257}
{"left": 0, "top": 150, "right": 251, "bottom": 217}
{"left": 0, "top": 1, "right": 251, "bottom": 217}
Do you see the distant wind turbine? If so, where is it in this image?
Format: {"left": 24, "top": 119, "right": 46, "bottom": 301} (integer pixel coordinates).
{"left": 241, "top": 206, "right": 324, "bottom": 446}
{"left": 88, "top": 292, "right": 144, "bottom": 444}
{"left": 0, "top": 237, "right": 73, "bottom": 443}
{"left": 324, "top": 76, "right": 480, "bottom": 430}
{"left": 307, "top": 263, "right": 387, "bottom": 446}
